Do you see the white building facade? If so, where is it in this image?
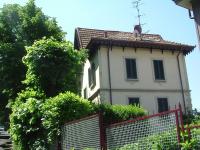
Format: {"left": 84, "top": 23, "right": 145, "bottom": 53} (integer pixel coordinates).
{"left": 74, "top": 27, "right": 195, "bottom": 114}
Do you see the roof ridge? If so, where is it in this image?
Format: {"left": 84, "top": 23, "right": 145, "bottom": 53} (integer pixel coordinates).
{"left": 76, "top": 27, "right": 162, "bottom": 37}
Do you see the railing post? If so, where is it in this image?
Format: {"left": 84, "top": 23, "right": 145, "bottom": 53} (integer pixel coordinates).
{"left": 99, "top": 112, "right": 107, "bottom": 150}
{"left": 175, "top": 111, "right": 181, "bottom": 143}
{"left": 57, "top": 134, "right": 61, "bottom": 150}
{"left": 179, "top": 103, "right": 185, "bottom": 132}
{"left": 187, "top": 126, "right": 192, "bottom": 140}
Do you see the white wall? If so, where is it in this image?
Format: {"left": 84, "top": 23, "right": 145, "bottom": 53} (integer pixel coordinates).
{"left": 101, "top": 90, "right": 190, "bottom": 114}
{"left": 81, "top": 46, "right": 192, "bottom": 113}
{"left": 81, "top": 51, "right": 100, "bottom": 102}
{"left": 98, "top": 46, "right": 192, "bottom": 113}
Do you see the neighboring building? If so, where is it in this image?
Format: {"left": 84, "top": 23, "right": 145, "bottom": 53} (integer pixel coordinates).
{"left": 74, "top": 27, "right": 195, "bottom": 114}
{"left": 173, "top": 0, "right": 200, "bottom": 48}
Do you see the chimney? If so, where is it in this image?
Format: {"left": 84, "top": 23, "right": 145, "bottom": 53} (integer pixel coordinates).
{"left": 133, "top": 25, "right": 142, "bottom": 37}
{"left": 104, "top": 31, "right": 108, "bottom": 38}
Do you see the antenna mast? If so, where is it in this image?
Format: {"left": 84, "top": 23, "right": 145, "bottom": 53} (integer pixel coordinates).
{"left": 133, "top": 0, "right": 142, "bottom": 26}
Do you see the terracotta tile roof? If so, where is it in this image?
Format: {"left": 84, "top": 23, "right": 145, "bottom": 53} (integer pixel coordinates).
{"left": 74, "top": 27, "right": 195, "bottom": 55}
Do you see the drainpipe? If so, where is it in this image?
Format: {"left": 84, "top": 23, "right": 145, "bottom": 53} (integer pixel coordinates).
{"left": 177, "top": 51, "right": 186, "bottom": 113}
{"left": 107, "top": 44, "right": 113, "bottom": 104}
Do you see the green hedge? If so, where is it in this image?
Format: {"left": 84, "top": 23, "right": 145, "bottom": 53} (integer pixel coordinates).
{"left": 9, "top": 91, "right": 146, "bottom": 149}
{"left": 94, "top": 103, "right": 146, "bottom": 124}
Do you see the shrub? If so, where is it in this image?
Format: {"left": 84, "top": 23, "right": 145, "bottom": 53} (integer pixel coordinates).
{"left": 180, "top": 128, "right": 200, "bottom": 150}
{"left": 117, "top": 131, "right": 178, "bottom": 150}
{"left": 94, "top": 103, "right": 147, "bottom": 124}
{"left": 9, "top": 90, "right": 47, "bottom": 150}
{"left": 41, "top": 92, "right": 95, "bottom": 143}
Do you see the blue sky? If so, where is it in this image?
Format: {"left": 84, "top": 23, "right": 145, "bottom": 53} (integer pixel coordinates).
{"left": 1, "top": 0, "right": 199, "bottom": 110}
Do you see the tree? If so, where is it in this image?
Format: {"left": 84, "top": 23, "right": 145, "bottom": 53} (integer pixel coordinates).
{"left": 0, "top": 43, "right": 26, "bottom": 125}
{"left": 0, "top": 4, "right": 22, "bottom": 43}
{"left": 0, "top": 0, "right": 64, "bottom": 124}
{"left": 23, "top": 38, "right": 87, "bottom": 97}
{"left": 19, "top": 0, "right": 65, "bottom": 45}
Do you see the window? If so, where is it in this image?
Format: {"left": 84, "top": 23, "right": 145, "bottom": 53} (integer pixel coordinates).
{"left": 125, "top": 58, "right": 137, "bottom": 79}
{"left": 88, "top": 68, "right": 92, "bottom": 86}
{"left": 153, "top": 60, "right": 165, "bottom": 80}
{"left": 88, "top": 63, "right": 96, "bottom": 87}
{"left": 129, "top": 97, "right": 140, "bottom": 106}
{"left": 83, "top": 88, "right": 87, "bottom": 99}
{"left": 157, "top": 98, "right": 169, "bottom": 113}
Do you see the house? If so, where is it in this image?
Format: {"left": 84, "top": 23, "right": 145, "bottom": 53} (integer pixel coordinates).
{"left": 173, "top": 0, "right": 200, "bottom": 48}
{"left": 74, "top": 26, "right": 195, "bottom": 114}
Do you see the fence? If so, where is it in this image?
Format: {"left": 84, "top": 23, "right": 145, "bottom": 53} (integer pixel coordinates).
{"left": 106, "top": 109, "right": 181, "bottom": 149}
{"left": 61, "top": 106, "right": 185, "bottom": 150}
{"left": 61, "top": 114, "right": 103, "bottom": 150}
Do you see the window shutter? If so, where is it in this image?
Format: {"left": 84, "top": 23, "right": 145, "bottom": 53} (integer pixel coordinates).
{"left": 158, "top": 98, "right": 168, "bottom": 113}
{"left": 84, "top": 88, "right": 87, "bottom": 99}
{"left": 126, "top": 59, "right": 131, "bottom": 78}
{"left": 153, "top": 60, "right": 165, "bottom": 80}
{"left": 131, "top": 59, "right": 137, "bottom": 79}
{"left": 159, "top": 61, "right": 165, "bottom": 79}
{"left": 129, "top": 97, "right": 140, "bottom": 106}
{"left": 126, "top": 59, "right": 137, "bottom": 79}
{"left": 88, "top": 68, "right": 91, "bottom": 86}
{"left": 154, "top": 60, "right": 159, "bottom": 79}
{"left": 91, "top": 63, "right": 96, "bottom": 86}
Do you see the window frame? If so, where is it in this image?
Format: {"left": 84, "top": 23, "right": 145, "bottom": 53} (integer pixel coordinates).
{"left": 124, "top": 58, "right": 138, "bottom": 80}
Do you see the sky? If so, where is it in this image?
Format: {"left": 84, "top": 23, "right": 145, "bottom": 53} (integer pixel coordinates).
{"left": 1, "top": 0, "right": 200, "bottom": 110}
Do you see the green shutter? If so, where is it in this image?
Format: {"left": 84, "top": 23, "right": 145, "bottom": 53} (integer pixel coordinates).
{"left": 158, "top": 98, "right": 168, "bottom": 113}
{"left": 126, "top": 59, "right": 137, "bottom": 79}
{"left": 153, "top": 60, "right": 165, "bottom": 80}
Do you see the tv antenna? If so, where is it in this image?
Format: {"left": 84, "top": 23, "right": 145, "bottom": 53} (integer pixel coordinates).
{"left": 132, "top": 0, "right": 143, "bottom": 26}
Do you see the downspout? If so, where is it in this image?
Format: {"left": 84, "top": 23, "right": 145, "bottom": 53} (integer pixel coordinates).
{"left": 177, "top": 51, "right": 186, "bottom": 113}
{"left": 107, "top": 44, "right": 113, "bottom": 104}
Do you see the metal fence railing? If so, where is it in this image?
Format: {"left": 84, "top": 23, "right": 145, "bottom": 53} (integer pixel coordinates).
{"left": 61, "top": 114, "right": 102, "bottom": 150}
{"left": 106, "top": 109, "right": 181, "bottom": 150}
{"left": 60, "top": 105, "right": 193, "bottom": 150}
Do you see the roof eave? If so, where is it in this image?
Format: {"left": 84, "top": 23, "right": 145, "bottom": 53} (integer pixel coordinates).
{"left": 86, "top": 38, "right": 195, "bottom": 55}
{"left": 173, "top": 0, "right": 192, "bottom": 10}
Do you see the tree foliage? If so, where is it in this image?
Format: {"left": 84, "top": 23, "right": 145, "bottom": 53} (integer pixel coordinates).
{"left": 23, "top": 38, "right": 87, "bottom": 97}
{"left": 0, "top": 4, "right": 22, "bottom": 43}
{"left": 0, "top": 43, "right": 26, "bottom": 97}
{"left": 0, "top": 42, "right": 26, "bottom": 124}
{"left": 9, "top": 90, "right": 47, "bottom": 150}
{"left": 0, "top": 0, "right": 64, "bottom": 123}
{"left": 19, "top": 0, "right": 65, "bottom": 45}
